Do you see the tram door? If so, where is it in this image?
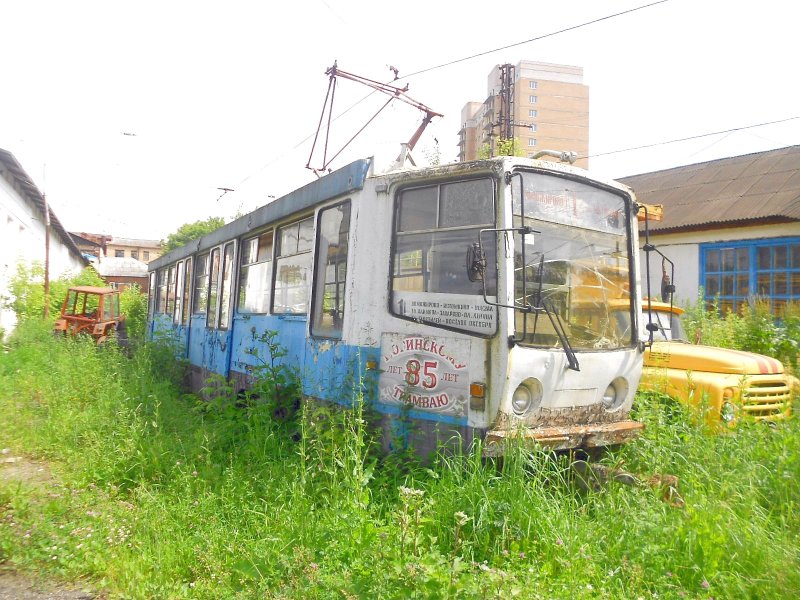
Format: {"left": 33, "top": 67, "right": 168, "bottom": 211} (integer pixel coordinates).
{"left": 197, "top": 243, "right": 236, "bottom": 377}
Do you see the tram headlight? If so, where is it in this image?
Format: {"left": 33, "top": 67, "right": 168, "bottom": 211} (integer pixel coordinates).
{"left": 601, "top": 377, "right": 629, "bottom": 411}
{"left": 511, "top": 378, "right": 543, "bottom": 415}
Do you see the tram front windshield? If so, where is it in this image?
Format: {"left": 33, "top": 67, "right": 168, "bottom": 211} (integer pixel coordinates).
{"left": 512, "top": 173, "right": 634, "bottom": 351}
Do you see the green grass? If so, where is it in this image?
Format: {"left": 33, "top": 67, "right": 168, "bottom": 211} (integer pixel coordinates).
{"left": 1, "top": 319, "right": 799, "bottom": 598}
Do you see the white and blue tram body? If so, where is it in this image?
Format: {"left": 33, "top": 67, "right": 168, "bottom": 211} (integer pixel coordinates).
{"left": 147, "top": 157, "right": 645, "bottom": 455}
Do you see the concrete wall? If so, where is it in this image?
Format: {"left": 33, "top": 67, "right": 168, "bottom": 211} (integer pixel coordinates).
{"left": 639, "top": 222, "right": 800, "bottom": 308}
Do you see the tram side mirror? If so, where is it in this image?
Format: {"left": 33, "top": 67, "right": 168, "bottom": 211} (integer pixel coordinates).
{"left": 466, "top": 242, "right": 486, "bottom": 282}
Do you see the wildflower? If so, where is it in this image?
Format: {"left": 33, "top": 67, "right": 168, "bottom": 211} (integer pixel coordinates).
{"left": 454, "top": 511, "right": 470, "bottom": 526}
{"left": 398, "top": 486, "right": 425, "bottom": 500}
{"left": 702, "top": 580, "right": 710, "bottom": 589}
{"left": 192, "top": 470, "right": 198, "bottom": 477}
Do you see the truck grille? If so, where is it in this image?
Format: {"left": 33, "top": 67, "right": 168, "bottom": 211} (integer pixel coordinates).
{"left": 742, "top": 380, "right": 792, "bottom": 419}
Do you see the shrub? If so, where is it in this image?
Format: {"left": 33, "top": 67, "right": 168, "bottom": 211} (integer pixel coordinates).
{"left": 119, "top": 285, "right": 148, "bottom": 342}
{"left": 6, "top": 262, "right": 106, "bottom": 323}
{"left": 682, "top": 292, "right": 799, "bottom": 369}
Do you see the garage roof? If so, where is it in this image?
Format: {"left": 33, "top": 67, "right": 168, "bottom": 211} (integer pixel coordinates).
{"left": 619, "top": 145, "right": 800, "bottom": 233}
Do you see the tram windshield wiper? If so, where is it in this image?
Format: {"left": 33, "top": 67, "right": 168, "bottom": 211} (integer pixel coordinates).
{"left": 530, "top": 256, "right": 580, "bottom": 371}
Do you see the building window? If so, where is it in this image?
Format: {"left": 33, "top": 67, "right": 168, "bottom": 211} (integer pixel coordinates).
{"left": 700, "top": 237, "right": 800, "bottom": 314}
{"left": 131, "top": 250, "right": 139, "bottom": 260}
{"left": 143, "top": 251, "right": 150, "bottom": 261}
{"left": 528, "top": 138, "right": 537, "bottom": 147}
{"left": 528, "top": 109, "right": 537, "bottom": 118}
{"left": 529, "top": 124, "right": 537, "bottom": 132}
{"left": 115, "top": 249, "right": 124, "bottom": 258}
{"left": 529, "top": 95, "right": 537, "bottom": 104}
{"left": 529, "top": 81, "right": 538, "bottom": 89}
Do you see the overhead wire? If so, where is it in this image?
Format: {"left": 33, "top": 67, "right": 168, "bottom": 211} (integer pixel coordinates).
{"left": 587, "top": 116, "right": 800, "bottom": 159}
{"left": 398, "top": 0, "right": 670, "bottom": 81}
{"left": 233, "top": 0, "right": 674, "bottom": 192}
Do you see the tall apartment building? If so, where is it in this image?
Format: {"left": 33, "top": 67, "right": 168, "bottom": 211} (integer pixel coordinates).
{"left": 457, "top": 60, "right": 589, "bottom": 168}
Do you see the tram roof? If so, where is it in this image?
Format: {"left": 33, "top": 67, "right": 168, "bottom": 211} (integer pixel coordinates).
{"left": 150, "top": 158, "right": 373, "bottom": 270}
{"left": 150, "top": 154, "right": 632, "bottom": 272}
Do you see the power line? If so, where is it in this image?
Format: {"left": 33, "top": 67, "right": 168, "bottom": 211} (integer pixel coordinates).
{"left": 234, "top": 1, "right": 671, "bottom": 190}
{"left": 400, "top": 0, "right": 671, "bottom": 80}
{"left": 588, "top": 116, "right": 800, "bottom": 159}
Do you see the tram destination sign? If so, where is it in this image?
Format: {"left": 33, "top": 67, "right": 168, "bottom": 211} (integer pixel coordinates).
{"left": 379, "top": 333, "right": 470, "bottom": 418}
{"left": 393, "top": 292, "right": 496, "bottom": 335}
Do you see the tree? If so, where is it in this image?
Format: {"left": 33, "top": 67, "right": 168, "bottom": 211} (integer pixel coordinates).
{"left": 161, "top": 217, "right": 225, "bottom": 253}
{"left": 477, "top": 137, "right": 527, "bottom": 159}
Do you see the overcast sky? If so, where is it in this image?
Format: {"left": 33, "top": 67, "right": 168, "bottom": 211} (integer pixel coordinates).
{"left": 2, "top": 0, "right": 798, "bottom": 240}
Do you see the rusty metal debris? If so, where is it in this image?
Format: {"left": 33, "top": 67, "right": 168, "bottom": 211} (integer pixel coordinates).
{"left": 572, "top": 460, "right": 684, "bottom": 508}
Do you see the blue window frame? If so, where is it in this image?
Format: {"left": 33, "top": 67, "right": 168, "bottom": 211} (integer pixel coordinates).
{"left": 700, "top": 236, "right": 800, "bottom": 314}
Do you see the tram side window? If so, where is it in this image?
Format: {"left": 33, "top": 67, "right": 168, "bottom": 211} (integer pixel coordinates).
{"left": 273, "top": 217, "right": 314, "bottom": 314}
{"left": 147, "top": 272, "right": 156, "bottom": 318}
{"left": 173, "top": 260, "right": 184, "bottom": 324}
{"left": 311, "top": 201, "right": 351, "bottom": 338}
{"left": 217, "top": 242, "right": 235, "bottom": 330}
{"left": 193, "top": 253, "right": 210, "bottom": 314}
{"left": 165, "top": 265, "right": 177, "bottom": 316}
{"left": 156, "top": 268, "right": 168, "bottom": 313}
{"left": 206, "top": 248, "right": 221, "bottom": 324}
{"left": 239, "top": 231, "right": 273, "bottom": 313}
{"left": 181, "top": 258, "right": 192, "bottom": 325}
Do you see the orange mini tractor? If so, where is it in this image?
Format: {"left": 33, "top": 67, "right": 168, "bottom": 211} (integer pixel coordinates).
{"left": 53, "top": 286, "right": 125, "bottom": 344}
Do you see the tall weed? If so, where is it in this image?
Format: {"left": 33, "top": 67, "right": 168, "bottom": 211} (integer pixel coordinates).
{"left": 682, "top": 292, "right": 800, "bottom": 369}
{"left": 1, "top": 321, "right": 799, "bottom": 598}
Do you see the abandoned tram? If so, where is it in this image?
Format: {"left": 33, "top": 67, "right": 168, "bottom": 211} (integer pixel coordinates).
{"left": 146, "top": 156, "right": 647, "bottom": 455}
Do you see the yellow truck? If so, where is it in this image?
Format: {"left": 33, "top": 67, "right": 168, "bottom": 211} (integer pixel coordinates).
{"left": 638, "top": 299, "right": 795, "bottom": 425}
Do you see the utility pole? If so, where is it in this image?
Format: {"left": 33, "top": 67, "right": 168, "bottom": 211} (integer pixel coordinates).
{"left": 498, "top": 63, "right": 515, "bottom": 155}
{"left": 43, "top": 192, "right": 51, "bottom": 319}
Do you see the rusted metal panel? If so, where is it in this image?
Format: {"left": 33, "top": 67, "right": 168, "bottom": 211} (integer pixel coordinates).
{"left": 483, "top": 420, "right": 644, "bottom": 455}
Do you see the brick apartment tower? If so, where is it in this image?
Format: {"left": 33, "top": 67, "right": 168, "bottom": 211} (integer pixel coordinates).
{"left": 457, "top": 60, "right": 589, "bottom": 168}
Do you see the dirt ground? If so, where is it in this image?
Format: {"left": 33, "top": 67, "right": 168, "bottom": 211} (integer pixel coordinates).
{"left": 0, "top": 569, "right": 97, "bottom": 600}
{"left": 0, "top": 452, "right": 101, "bottom": 600}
